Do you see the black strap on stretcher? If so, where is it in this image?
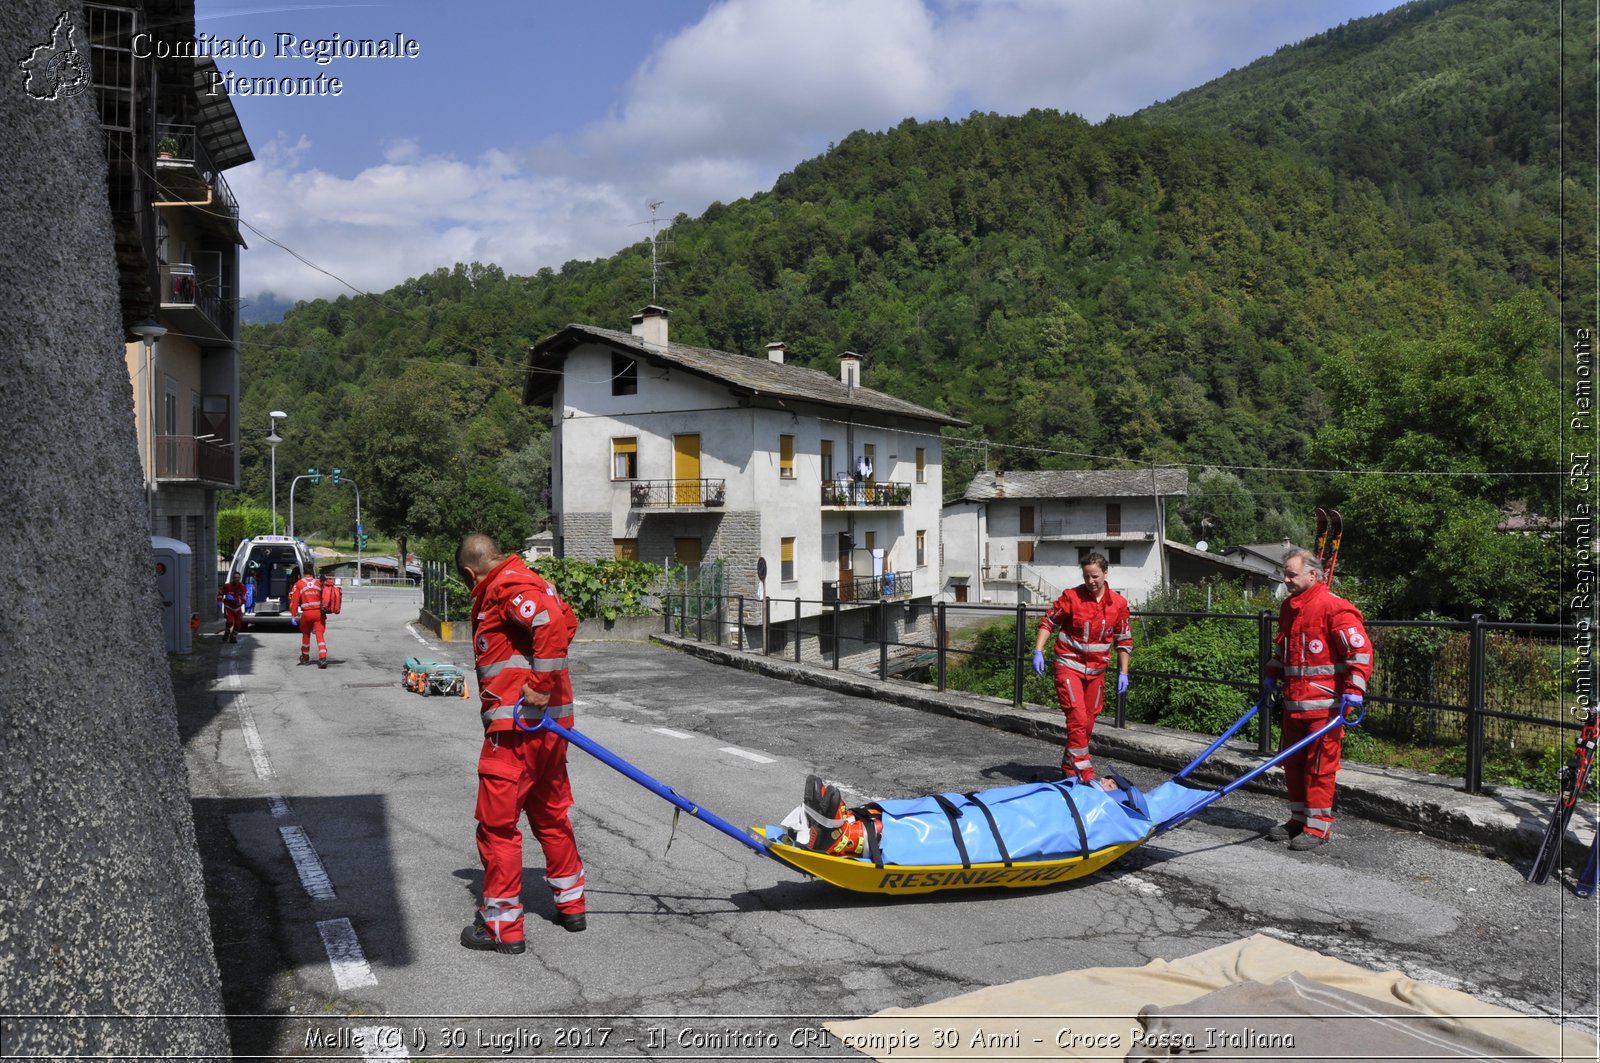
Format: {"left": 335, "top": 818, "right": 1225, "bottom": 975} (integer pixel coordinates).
{"left": 930, "top": 794, "right": 972, "bottom": 868}
{"left": 1049, "top": 781, "right": 1091, "bottom": 859}
{"left": 963, "top": 791, "right": 1013, "bottom": 867}
{"left": 857, "top": 803, "right": 886, "bottom": 869}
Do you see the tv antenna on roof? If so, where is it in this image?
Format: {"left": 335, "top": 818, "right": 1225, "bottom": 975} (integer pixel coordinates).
{"left": 633, "top": 199, "right": 673, "bottom": 302}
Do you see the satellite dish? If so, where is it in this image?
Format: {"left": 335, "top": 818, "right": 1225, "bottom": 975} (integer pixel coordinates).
{"left": 1195, "top": 539, "right": 1209, "bottom": 552}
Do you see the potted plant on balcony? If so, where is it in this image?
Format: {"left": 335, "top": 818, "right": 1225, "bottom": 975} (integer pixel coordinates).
{"left": 889, "top": 483, "right": 912, "bottom": 506}
{"left": 704, "top": 482, "right": 726, "bottom": 507}
{"left": 629, "top": 481, "right": 651, "bottom": 506}
{"left": 157, "top": 135, "right": 179, "bottom": 159}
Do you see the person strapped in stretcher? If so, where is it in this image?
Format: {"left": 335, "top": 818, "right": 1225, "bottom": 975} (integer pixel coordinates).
{"left": 787, "top": 772, "right": 1155, "bottom": 865}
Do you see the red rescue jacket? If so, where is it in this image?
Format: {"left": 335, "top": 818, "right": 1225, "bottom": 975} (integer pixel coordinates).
{"left": 218, "top": 581, "right": 247, "bottom": 612}
{"left": 289, "top": 575, "right": 323, "bottom": 619}
{"left": 1038, "top": 583, "right": 1133, "bottom": 676}
{"left": 1266, "top": 581, "right": 1373, "bottom": 716}
{"left": 469, "top": 555, "right": 577, "bottom": 734}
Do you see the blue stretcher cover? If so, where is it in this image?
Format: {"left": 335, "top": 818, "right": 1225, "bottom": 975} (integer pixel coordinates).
{"left": 864, "top": 779, "right": 1154, "bottom": 866}
{"left": 1142, "top": 779, "right": 1217, "bottom": 832}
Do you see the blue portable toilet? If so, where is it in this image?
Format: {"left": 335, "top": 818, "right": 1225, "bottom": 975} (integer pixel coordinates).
{"left": 152, "top": 535, "right": 193, "bottom": 653}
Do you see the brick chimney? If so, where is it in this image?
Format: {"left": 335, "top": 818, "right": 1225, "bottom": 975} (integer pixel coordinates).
{"left": 766, "top": 342, "right": 785, "bottom": 364}
{"left": 630, "top": 305, "right": 669, "bottom": 351}
{"left": 839, "top": 350, "right": 861, "bottom": 391}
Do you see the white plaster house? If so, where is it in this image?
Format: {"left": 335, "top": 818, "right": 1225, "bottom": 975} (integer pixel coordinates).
{"left": 521, "top": 307, "right": 967, "bottom": 621}
{"left": 941, "top": 469, "right": 1189, "bottom": 607}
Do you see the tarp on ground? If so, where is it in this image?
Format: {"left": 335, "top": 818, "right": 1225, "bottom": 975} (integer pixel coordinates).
{"left": 824, "top": 933, "right": 1590, "bottom": 1062}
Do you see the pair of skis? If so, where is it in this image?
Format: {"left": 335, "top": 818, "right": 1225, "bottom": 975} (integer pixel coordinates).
{"left": 1525, "top": 706, "right": 1599, "bottom": 890}
{"left": 1314, "top": 508, "right": 1343, "bottom": 581}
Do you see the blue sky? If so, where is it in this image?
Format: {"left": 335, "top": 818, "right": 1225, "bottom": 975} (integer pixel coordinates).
{"left": 191, "top": 0, "right": 1405, "bottom": 308}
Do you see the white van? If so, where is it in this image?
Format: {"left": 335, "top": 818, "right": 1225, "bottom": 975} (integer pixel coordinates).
{"left": 224, "top": 535, "right": 317, "bottom": 625}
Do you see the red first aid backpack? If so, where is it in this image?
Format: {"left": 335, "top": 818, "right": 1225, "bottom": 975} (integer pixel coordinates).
{"left": 322, "top": 577, "right": 343, "bottom": 614}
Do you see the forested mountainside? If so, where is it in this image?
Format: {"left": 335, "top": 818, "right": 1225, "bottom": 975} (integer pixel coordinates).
{"left": 238, "top": 0, "right": 1579, "bottom": 619}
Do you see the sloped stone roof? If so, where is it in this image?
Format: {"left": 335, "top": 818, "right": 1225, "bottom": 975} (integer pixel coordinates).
{"left": 524, "top": 324, "right": 967, "bottom": 428}
{"left": 960, "top": 468, "right": 1189, "bottom": 501}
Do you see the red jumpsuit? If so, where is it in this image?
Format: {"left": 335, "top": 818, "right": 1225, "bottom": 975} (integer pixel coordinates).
{"left": 1037, "top": 583, "right": 1133, "bottom": 782}
{"left": 1265, "top": 580, "right": 1373, "bottom": 840}
{"left": 288, "top": 575, "right": 327, "bottom": 662}
{"left": 217, "top": 580, "right": 247, "bottom": 641}
{"left": 469, "top": 554, "right": 584, "bottom": 948}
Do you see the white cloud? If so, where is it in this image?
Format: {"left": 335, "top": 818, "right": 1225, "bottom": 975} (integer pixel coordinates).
{"left": 236, "top": 0, "right": 1385, "bottom": 304}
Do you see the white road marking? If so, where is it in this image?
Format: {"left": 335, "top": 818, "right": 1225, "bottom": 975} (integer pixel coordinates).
{"left": 652, "top": 727, "right": 694, "bottom": 739}
{"left": 226, "top": 656, "right": 380, "bottom": 996}
{"left": 236, "top": 700, "right": 277, "bottom": 783}
{"left": 280, "top": 826, "right": 337, "bottom": 900}
{"left": 719, "top": 746, "right": 775, "bottom": 764}
{"left": 404, "top": 623, "right": 430, "bottom": 646}
{"left": 317, "top": 918, "right": 378, "bottom": 989}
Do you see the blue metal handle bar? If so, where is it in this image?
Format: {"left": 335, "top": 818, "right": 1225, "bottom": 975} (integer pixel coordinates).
{"left": 1175, "top": 695, "right": 1265, "bottom": 779}
{"left": 1153, "top": 698, "right": 1366, "bottom": 836}
{"left": 512, "top": 701, "right": 777, "bottom": 859}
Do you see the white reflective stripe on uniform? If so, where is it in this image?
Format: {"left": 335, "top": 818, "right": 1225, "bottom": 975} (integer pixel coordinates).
{"left": 484, "top": 702, "right": 574, "bottom": 725}
{"left": 527, "top": 610, "right": 551, "bottom": 627}
{"left": 1060, "top": 635, "right": 1112, "bottom": 654}
{"left": 477, "top": 655, "right": 536, "bottom": 680}
{"left": 1348, "top": 674, "right": 1368, "bottom": 691}
{"left": 1058, "top": 657, "right": 1106, "bottom": 676}
{"left": 1346, "top": 653, "right": 1372, "bottom": 665}
{"left": 546, "top": 870, "right": 585, "bottom": 904}
{"left": 1285, "top": 664, "right": 1339, "bottom": 676}
{"left": 1286, "top": 697, "right": 1337, "bottom": 712}
{"left": 531, "top": 657, "right": 568, "bottom": 672}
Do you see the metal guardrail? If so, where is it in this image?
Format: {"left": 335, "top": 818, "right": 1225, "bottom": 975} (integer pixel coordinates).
{"left": 660, "top": 596, "right": 1581, "bottom": 796}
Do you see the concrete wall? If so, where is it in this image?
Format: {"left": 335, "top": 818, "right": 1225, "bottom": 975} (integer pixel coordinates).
{"left": 0, "top": 4, "right": 230, "bottom": 1056}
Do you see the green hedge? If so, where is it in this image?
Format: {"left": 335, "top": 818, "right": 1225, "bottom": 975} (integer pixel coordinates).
{"left": 217, "top": 506, "right": 274, "bottom": 560}
{"left": 531, "top": 557, "right": 663, "bottom": 621}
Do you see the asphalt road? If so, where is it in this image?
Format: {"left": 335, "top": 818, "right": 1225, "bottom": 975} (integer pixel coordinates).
{"left": 174, "top": 589, "right": 1599, "bottom": 1060}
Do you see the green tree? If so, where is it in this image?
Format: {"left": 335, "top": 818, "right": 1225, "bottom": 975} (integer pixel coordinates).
{"left": 1312, "top": 294, "right": 1560, "bottom": 619}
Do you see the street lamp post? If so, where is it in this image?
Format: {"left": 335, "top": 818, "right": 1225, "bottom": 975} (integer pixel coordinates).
{"left": 268, "top": 410, "right": 286, "bottom": 534}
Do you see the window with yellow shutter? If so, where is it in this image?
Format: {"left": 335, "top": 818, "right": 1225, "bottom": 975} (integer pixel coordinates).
{"left": 612, "top": 437, "right": 637, "bottom": 480}
{"left": 779, "top": 434, "right": 795, "bottom": 478}
{"left": 781, "top": 536, "right": 795, "bottom": 581}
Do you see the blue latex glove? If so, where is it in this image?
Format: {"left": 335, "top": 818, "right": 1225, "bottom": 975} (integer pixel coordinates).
{"left": 1116, "top": 673, "right": 1129, "bottom": 695}
{"left": 290, "top": 616, "right": 298, "bottom": 628}
{"left": 1340, "top": 693, "right": 1364, "bottom": 716}
{"left": 1032, "top": 649, "right": 1046, "bottom": 676}
{"left": 1260, "top": 679, "right": 1276, "bottom": 702}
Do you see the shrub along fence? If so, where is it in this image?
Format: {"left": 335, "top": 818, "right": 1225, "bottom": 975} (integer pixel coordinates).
{"left": 661, "top": 593, "right": 1580, "bottom": 797}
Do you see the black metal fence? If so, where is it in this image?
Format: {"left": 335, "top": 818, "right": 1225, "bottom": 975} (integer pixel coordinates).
{"left": 660, "top": 595, "right": 1581, "bottom": 795}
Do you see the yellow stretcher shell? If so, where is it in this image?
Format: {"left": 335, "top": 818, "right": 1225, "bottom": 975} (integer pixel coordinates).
{"left": 754, "top": 826, "right": 1153, "bottom": 896}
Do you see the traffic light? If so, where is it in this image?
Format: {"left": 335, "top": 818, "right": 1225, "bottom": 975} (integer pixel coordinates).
{"left": 332, "top": 467, "right": 341, "bottom": 485}
{"left": 358, "top": 531, "right": 369, "bottom": 550}
{"left": 308, "top": 466, "right": 321, "bottom": 485}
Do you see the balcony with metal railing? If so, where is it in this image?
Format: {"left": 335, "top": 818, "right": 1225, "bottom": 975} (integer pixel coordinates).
{"left": 155, "top": 123, "right": 240, "bottom": 220}
{"left": 819, "top": 480, "right": 912, "bottom": 508}
{"left": 822, "top": 571, "right": 913, "bottom": 603}
{"left": 627, "top": 478, "right": 727, "bottom": 509}
{"left": 159, "top": 261, "right": 228, "bottom": 341}
{"left": 1037, "top": 518, "right": 1155, "bottom": 542}
{"left": 155, "top": 434, "right": 235, "bottom": 486}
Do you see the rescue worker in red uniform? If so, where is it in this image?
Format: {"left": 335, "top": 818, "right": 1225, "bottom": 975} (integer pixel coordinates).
{"left": 288, "top": 567, "right": 328, "bottom": 668}
{"left": 217, "top": 578, "right": 247, "bottom": 643}
{"left": 456, "top": 533, "right": 586, "bottom": 953}
{"left": 1262, "top": 547, "right": 1372, "bottom": 851}
{"left": 1032, "top": 552, "right": 1133, "bottom": 787}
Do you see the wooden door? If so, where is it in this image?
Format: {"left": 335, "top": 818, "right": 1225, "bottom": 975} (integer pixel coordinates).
{"left": 674, "top": 433, "right": 701, "bottom": 504}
